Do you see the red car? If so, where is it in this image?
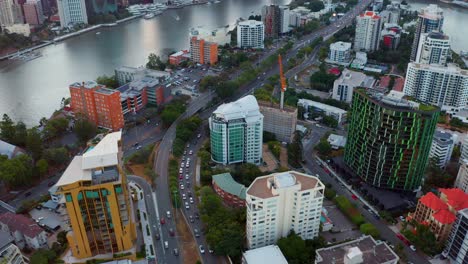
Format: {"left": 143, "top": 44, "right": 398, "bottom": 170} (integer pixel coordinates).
{"left": 351, "top": 194, "right": 358, "bottom": 200}
{"left": 160, "top": 218, "right": 166, "bottom": 225}
{"left": 324, "top": 168, "right": 330, "bottom": 174}
{"left": 396, "top": 233, "right": 410, "bottom": 246}
{"left": 179, "top": 174, "right": 183, "bottom": 180}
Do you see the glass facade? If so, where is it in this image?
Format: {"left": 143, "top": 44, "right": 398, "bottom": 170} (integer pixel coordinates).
{"left": 344, "top": 89, "right": 439, "bottom": 191}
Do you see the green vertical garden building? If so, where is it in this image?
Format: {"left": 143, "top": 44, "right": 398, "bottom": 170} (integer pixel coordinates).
{"left": 344, "top": 89, "right": 439, "bottom": 191}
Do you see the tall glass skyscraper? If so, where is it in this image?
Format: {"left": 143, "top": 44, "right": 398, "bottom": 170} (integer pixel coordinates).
{"left": 209, "top": 95, "right": 263, "bottom": 165}
{"left": 344, "top": 89, "right": 439, "bottom": 191}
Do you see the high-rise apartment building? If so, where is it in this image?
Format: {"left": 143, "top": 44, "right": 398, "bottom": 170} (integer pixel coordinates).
{"left": 246, "top": 171, "right": 324, "bottom": 249}
{"left": 345, "top": 89, "right": 439, "bottom": 191}
{"left": 0, "top": 231, "right": 27, "bottom": 264}
{"left": 410, "top": 4, "right": 444, "bottom": 61}
{"left": 354, "top": 11, "right": 381, "bottom": 52}
{"left": 237, "top": 20, "right": 265, "bottom": 49}
{"left": 443, "top": 208, "right": 468, "bottom": 264}
{"left": 0, "top": 0, "right": 22, "bottom": 26}
{"left": 69, "top": 81, "right": 124, "bottom": 131}
{"left": 258, "top": 101, "right": 297, "bottom": 143}
{"left": 84, "top": 0, "right": 116, "bottom": 17}
{"left": 415, "top": 32, "right": 450, "bottom": 65}
{"left": 209, "top": 95, "right": 263, "bottom": 165}
{"left": 279, "top": 5, "right": 290, "bottom": 34}
{"left": 57, "top": 0, "right": 88, "bottom": 27}
{"left": 55, "top": 132, "right": 136, "bottom": 259}
{"left": 332, "top": 69, "right": 374, "bottom": 103}
{"left": 381, "top": 23, "right": 401, "bottom": 50}
{"left": 380, "top": 6, "right": 400, "bottom": 24}
{"left": 461, "top": 137, "right": 468, "bottom": 163}
{"left": 455, "top": 160, "right": 468, "bottom": 193}
{"left": 403, "top": 63, "right": 468, "bottom": 111}
{"left": 261, "top": 4, "right": 280, "bottom": 38}
{"left": 23, "top": 0, "right": 44, "bottom": 25}
{"left": 429, "top": 130, "right": 455, "bottom": 168}
{"left": 327, "top": 41, "right": 352, "bottom": 64}
{"left": 190, "top": 36, "right": 218, "bottom": 65}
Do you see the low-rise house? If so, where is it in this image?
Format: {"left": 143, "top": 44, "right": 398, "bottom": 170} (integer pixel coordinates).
{"left": 0, "top": 212, "right": 48, "bottom": 250}
{"left": 212, "top": 173, "right": 246, "bottom": 207}
{"left": 0, "top": 231, "right": 28, "bottom": 264}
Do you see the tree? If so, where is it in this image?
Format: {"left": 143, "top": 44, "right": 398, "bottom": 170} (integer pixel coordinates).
{"left": 146, "top": 53, "right": 166, "bottom": 71}
{"left": 232, "top": 163, "right": 262, "bottom": 186}
{"left": 43, "top": 147, "right": 69, "bottom": 165}
{"left": 263, "top": 131, "right": 276, "bottom": 142}
{"left": 36, "top": 159, "right": 49, "bottom": 177}
{"left": 277, "top": 231, "right": 311, "bottom": 264}
{"left": 315, "top": 139, "right": 332, "bottom": 158}
{"left": 0, "top": 154, "right": 33, "bottom": 187}
{"left": 96, "top": 75, "right": 119, "bottom": 88}
{"left": 14, "top": 121, "right": 27, "bottom": 146}
{"left": 43, "top": 117, "right": 69, "bottom": 140}
{"left": 322, "top": 115, "right": 338, "bottom": 128}
{"left": 360, "top": 222, "right": 380, "bottom": 238}
{"left": 26, "top": 128, "right": 43, "bottom": 161}
{"left": 288, "top": 132, "right": 303, "bottom": 168}
{"left": 307, "top": 0, "right": 324, "bottom": 11}
{"left": 0, "top": 114, "right": 15, "bottom": 143}
{"left": 74, "top": 116, "right": 97, "bottom": 143}
{"left": 325, "top": 188, "right": 336, "bottom": 200}
{"left": 30, "top": 249, "right": 56, "bottom": 264}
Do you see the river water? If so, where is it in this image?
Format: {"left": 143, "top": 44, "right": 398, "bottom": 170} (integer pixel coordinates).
{"left": 0, "top": 0, "right": 466, "bottom": 125}
{"left": 0, "top": 0, "right": 289, "bottom": 125}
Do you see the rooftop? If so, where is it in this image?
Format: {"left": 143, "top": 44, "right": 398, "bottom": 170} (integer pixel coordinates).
{"left": 243, "top": 245, "right": 288, "bottom": 264}
{"left": 439, "top": 188, "right": 468, "bottom": 211}
{"left": 247, "top": 171, "right": 323, "bottom": 199}
{"left": 56, "top": 132, "right": 122, "bottom": 187}
{"left": 212, "top": 173, "right": 247, "bottom": 200}
{"left": 426, "top": 31, "right": 449, "bottom": 40}
{"left": 212, "top": 95, "right": 263, "bottom": 123}
{"left": 315, "top": 235, "right": 399, "bottom": 264}
{"left": 95, "top": 87, "right": 119, "bottom": 95}
{"left": 335, "top": 69, "right": 371, "bottom": 87}
{"left": 70, "top": 81, "right": 102, "bottom": 89}
{"left": 419, "top": 192, "right": 448, "bottom": 211}
{"left": 258, "top": 100, "right": 297, "bottom": 113}
{"left": 297, "top": 99, "right": 347, "bottom": 114}
{"left": 433, "top": 130, "right": 454, "bottom": 146}
{"left": 0, "top": 230, "right": 14, "bottom": 250}
{"left": 330, "top": 41, "right": 352, "bottom": 51}
{"left": 420, "top": 4, "right": 444, "bottom": 19}
{"left": 0, "top": 212, "right": 45, "bottom": 238}
{"left": 409, "top": 62, "right": 468, "bottom": 75}
{"left": 0, "top": 139, "right": 24, "bottom": 159}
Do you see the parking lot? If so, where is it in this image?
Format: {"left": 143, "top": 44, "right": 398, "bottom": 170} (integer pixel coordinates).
{"left": 169, "top": 66, "right": 218, "bottom": 98}
{"left": 320, "top": 200, "right": 362, "bottom": 243}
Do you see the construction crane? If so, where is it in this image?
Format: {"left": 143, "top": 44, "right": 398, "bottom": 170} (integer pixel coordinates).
{"left": 278, "top": 54, "right": 287, "bottom": 109}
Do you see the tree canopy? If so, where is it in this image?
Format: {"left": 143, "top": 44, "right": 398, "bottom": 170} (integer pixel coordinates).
{"left": 146, "top": 53, "right": 167, "bottom": 71}
{"left": 73, "top": 115, "right": 97, "bottom": 143}
{"left": 96, "top": 74, "right": 119, "bottom": 88}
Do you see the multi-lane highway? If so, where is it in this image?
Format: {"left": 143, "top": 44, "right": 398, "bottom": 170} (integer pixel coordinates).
{"left": 149, "top": 1, "right": 373, "bottom": 262}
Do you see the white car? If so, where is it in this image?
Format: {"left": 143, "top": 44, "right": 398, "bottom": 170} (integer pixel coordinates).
{"left": 185, "top": 202, "right": 190, "bottom": 210}
{"left": 186, "top": 163, "right": 189, "bottom": 168}
{"left": 199, "top": 245, "right": 205, "bottom": 254}
{"left": 410, "top": 245, "right": 416, "bottom": 251}
{"left": 189, "top": 197, "right": 194, "bottom": 204}
{"left": 182, "top": 193, "right": 186, "bottom": 200}
{"left": 185, "top": 174, "right": 189, "bottom": 180}
{"left": 180, "top": 184, "right": 184, "bottom": 190}
{"left": 189, "top": 150, "right": 193, "bottom": 155}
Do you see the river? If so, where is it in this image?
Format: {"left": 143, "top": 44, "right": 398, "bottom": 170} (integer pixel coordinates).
{"left": 0, "top": 0, "right": 289, "bottom": 125}
{"left": 0, "top": 0, "right": 466, "bottom": 125}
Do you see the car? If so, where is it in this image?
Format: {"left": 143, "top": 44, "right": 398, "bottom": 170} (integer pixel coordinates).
{"left": 166, "top": 211, "right": 171, "bottom": 218}
{"left": 136, "top": 145, "right": 142, "bottom": 150}
{"left": 185, "top": 174, "right": 189, "bottom": 180}
{"left": 351, "top": 194, "right": 358, "bottom": 200}
{"left": 197, "top": 133, "right": 201, "bottom": 138}
{"left": 180, "top": 184, "right": 184, "bottom": 190}
{"left": 410, "top": 245, "right": 416, "bottom": 251}
{"left": 186, "top": 144, "right": 190, "bottom": 148}
{"left": 155, "top": 233, "right": 160, "bottom": 240}
{"left": 189, "top": 215, "right": 194, "bottom": 222}
{"left": 363, "top": 205, "right": 369, "bottom": 210}
{"left": 399, "top": 216, "right": 406, "bottom": 222}
{"left": 185, "top": 163, "right": 189, "bottom": 168}
{"left": 185, "top": 202, "right": 190, "bottom": 210}
{"left": 173, "top": 248, "right": 179, "bottom": 256}
{"left": 194, "top": 228, "right": 200, "bottom": 237}
{"left": 189, "top": 197, "right": 194, "bottom": 204}
{"left": 182, "top": 193, "right": 186, "bottom": 200}
{"left": 194, "top": 212, "right": 199, "bottom": 219}
{"left": 25, "top": 192, "right": 32, "bottom": 197}
{"left": 169, "top": 228, "right": 175, "bottom": 236}
{"left": 164, "top": 241, "right": 169, "bottom": 249}
{"left": 188, "top": 191, "right": 192, "bottom": 197}
{"left": 182, "top": 156, "right": 185, "bottom": 161}
{"left": 160, "top": 217, "right": 166, "bottom": 224}
{"left": 208, "top": 247, "right": 214, "bottom": 254}
{"left": 181, "top": 162, "right": 185, "bottom": 167}
{"left": 189, "top": 150, "right": 193, "bottom": 155}
{"left": 183, "top": 150, "right": 187, "bottom": 155}
{"left": 36, "top": 205, "right": 42, "bottom": 210}
{"left": 199, "top": 245, "right": 205, "bottom": 254}
{"left": 179, "top": 174, "right": 183, "bottom": 179}
{"left": 47, "top": 181, "right": 55, "bottom": 187}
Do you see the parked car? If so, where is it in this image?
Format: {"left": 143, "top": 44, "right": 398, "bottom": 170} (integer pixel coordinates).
{"left": 173, "top": 248, "right": 179, "bottom": 256}
{"left": 164, "top": 241, "right": 168, "bottom": 249}
{"left": 199, "top": 245, "right": 205, "bottom": 254}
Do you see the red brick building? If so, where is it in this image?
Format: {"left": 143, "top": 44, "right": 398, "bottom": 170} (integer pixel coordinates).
{"left": 190, "top": 36, "right": 218, "bottom": 65}
{"left": 169, "top": 50, "right": 190, "bottom": 66}
{"left": 212, "top": 173, "right": 246, "bottom": 207}
{"left": 23, "top": 0, "right": 44, "bottom": 25}
{"left": 70, "top": 81, "right": 124, "bottom": 131}
{"left": 409, "top": 188, "right": 468, "bottom": 241}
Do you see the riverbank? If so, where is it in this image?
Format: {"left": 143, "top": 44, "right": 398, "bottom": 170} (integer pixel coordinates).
{"left": 0, "top": 15, "right": 142, "bottom": 61}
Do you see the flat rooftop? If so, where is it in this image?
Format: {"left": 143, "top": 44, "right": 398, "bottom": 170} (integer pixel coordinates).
{"left": 258, "top": 100, "right": 297, "bottom": 113}
{"left": 243, "top": 245, "right": 288, "bottom": 264}
{"left": 247, "top": 171, "right": 322, "bottom": 199}
{"left": 315, "top": 235, "right": 399, "bottom": 264}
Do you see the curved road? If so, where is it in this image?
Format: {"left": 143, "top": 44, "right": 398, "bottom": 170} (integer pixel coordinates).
{"left": 151, "top": 0, "right": 374, "bottom": 262}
